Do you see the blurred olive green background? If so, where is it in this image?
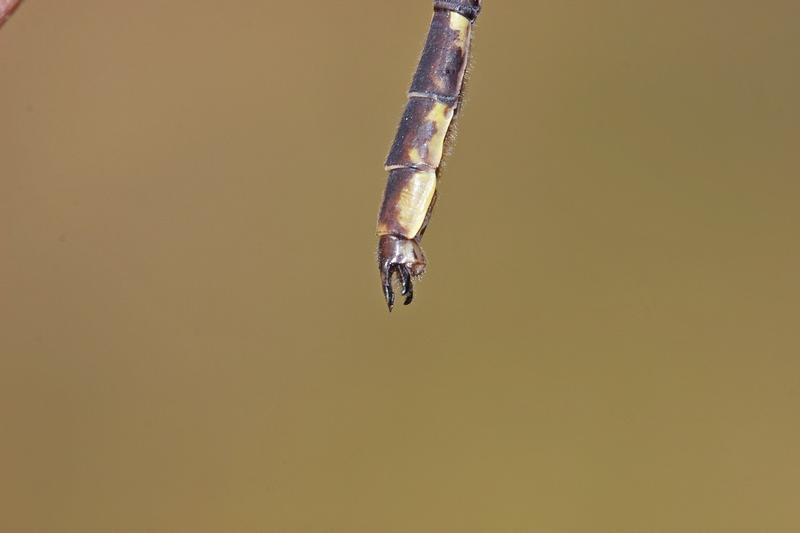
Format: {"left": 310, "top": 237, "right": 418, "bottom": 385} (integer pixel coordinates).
{"left": 2, "top": 1, "right": 799, "bottom": 531}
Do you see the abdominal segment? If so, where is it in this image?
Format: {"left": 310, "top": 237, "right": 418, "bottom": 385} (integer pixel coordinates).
{"left": 377, "top": 169, "right": 437, "bottom": 239}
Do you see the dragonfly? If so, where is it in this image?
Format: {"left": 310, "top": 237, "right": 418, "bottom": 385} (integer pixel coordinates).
{"left": 376, "top": 0, "right": 482, "bottom": 311}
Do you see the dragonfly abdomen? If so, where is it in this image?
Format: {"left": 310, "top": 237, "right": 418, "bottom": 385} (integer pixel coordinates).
{"left": 376, "top": 0, "right": 481, "bottom": 309}
{"left": 378, "top": 2, "right": 479, "bottom": 239}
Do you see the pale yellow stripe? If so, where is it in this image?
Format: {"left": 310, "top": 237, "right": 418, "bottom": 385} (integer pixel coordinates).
{"left": 420, "top": 102, "right": 454, "bottom": 168}
{"left": 448, "top": 11, "right": 471, "bottom": 50}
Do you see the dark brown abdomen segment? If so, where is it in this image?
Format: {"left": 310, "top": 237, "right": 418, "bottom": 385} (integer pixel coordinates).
{"left": 409, "top": 9, "right": 471, "bottom": 101}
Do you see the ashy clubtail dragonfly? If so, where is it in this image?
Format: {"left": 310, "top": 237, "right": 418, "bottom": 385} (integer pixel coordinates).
{"left": 376, "top": 0, "right": 481, "bottom": 311}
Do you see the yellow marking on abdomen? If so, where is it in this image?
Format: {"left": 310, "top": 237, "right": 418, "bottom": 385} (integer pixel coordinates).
{"left": 377, "top": 170, "right": 437, "bottom": 238}
{"left": 448, "top": 11, "right": 470, "bottom": 49}
{"left": 422, "top": 101, "right": 454, "bottom": 167}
